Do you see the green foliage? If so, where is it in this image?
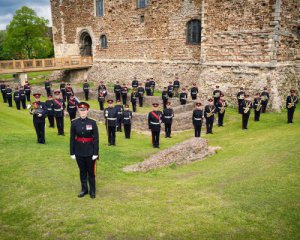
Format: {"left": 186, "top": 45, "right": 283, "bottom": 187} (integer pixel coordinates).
{"left": 0, "top": 30, "right": 10, "bottom": 60}
{"left": 3, "top": 6, "right": 54, "bottom": 60}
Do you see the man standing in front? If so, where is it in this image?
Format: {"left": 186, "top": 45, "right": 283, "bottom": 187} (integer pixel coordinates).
{"left": 70, "top": 102, "right": 99, "bottom": 199}
{"left": 148, "top": 103, "right": 163, "bottom": 148}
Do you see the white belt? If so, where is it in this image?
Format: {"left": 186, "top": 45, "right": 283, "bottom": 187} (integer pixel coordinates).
{"left": 124, "top": 117, "right": 131, "bottom": 120}
{"left": 84, "top": 88, "right": 89, "bottom": 90}
{"left": 138, "top": 92, "right": 143, "bottom": 94}
{"left": 69, "top": 106, "right": 76, "bottom": 108}
{"left": 1, "top": 89, "right": 5, "bottom": 91}
{"left": 47, "top": 108, "right": 52, "bottom": 110}
{"left": 150, "top": 122, "right": 160, "bottom": 125}
{"left": 164, "top": 116, "right": 173, "bottom": 119}
{"left": 54, "top": 109, "right": 62, "bottom": 111}
{"left": 180, "top": 98, "right": 186, "bottom": 100}
{"left": 6, "top": 93, "right": 11, "bottom": 95}
{"left": 194, "top": 117, "right": 202, "bottom": 120}
{"left": 118, "top": 113, "right": 122, "bottom": 114}
{"left": 61, "top": 88, "right": 65, "bottom": 90}
{"left": 192, "top": 92, "right": 197, "bottom": 94}
{"left": 107, "top": 118, "right": 117, "bottom": 120}
{"left": 15, "top": 96, "right": 19, "bottom": 98}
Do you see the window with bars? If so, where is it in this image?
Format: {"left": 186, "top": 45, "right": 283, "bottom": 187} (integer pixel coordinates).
{"left": 187, "top": 20, "right": 201, "bottom": 44}
{"left": 96, "top": 0, "right": 104, "bottom": 17}
{"left": 137, "top": 0, "right": 148, "bottom": 8}
{"left": 100, "top": 35, "right": 107, "bottom": 49}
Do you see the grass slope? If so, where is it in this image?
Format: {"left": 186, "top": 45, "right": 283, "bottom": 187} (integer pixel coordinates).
{"left": 0, "top": 101, "right": 299, "bottom": 240}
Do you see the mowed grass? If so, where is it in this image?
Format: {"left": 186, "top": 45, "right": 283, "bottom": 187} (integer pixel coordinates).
{"left": 0, "top": 100, "right": 299, "bottom": 240}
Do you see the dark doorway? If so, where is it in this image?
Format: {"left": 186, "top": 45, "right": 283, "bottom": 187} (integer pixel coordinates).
{"left": 80, "top": 32, "right": 93, "bottom": 56}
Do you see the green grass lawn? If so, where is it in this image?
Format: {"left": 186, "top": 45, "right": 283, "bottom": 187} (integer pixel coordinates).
{"left": 0, "top": 100, "right": 299, "bottom": 240}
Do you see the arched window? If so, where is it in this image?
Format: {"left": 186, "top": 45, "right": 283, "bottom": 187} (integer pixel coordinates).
{"left": 137, "top": 0, "right": 148, "bottom": 8}
{"left": 100, "top": 35, "right": 107, "bottom": 49}
{"left": 187, "top": 20, "right": 201, "bottom": 44}
{"left": 96, "top": 0, "right": 104, "bottom": 16}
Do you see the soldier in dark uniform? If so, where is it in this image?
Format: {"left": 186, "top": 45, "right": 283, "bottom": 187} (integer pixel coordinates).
{"left": 19, "top": 86, "right": 27, "bottom": 109}
{"left": 237, "top": 87, "right": 245, "bottom": 114}
{"left": 70, "top": 102, "right": 99, "bottom": 199}
{"left": 137, "top": 83, "right": 145, "bottom": 107}
{"left": 123, "top": 104, "right": 133, "bottom": 139}
{"left": 190, "top": 83, "right": 198, "bottom": 100}
{"left": 241, "top": 94, "right": 252, "bottom": 130}
{"left": 179, "top": 88, "right": 188, "bottom": 105}
{"left": 98, "top": 81, "right": 107, "bottom": 96}
{"left": 104, "top": 100, "right": 118, "bottom": 146}
{"left": 204, "top": 98, "right": 216, "bottom": 134}
{"left": 83, "top": 80, "right": 90, "bottom": 101}
{"left": 145, "top": 79, "right": 151, "bottom": 96}
{"left": 6, "top": 85, "right": 13, "bottom": 107}
{"left": 121, "top": 83, "right": 128, "bottom": 105}
{"left": 115, "top": 99, "right": 124, "bottom": 132}
{"left": 98, "top": 89, "right": 106, "bottom": 110}
{"left": 130, "top": 89, "right": 138, "bottom": 112}
{"left": 0, "top": 80, "right": 7, "bottom": 103}
{"left": 286, "top": 89, "right": 298, "bottom": 124}
{"left": 162, "top": 102, "right": 174, "bottom": 138}
{"left": 53, "top": 90, "right": 65, "bottom": 135}
{"left": 67, "top": 94, "right": 79, "bottom": 121}
{"left": 66, "top": 83, "right": 74, "bottom": 101}
{"left": 13, "top": 87, "right": 21, "bottom": 110}
{"left": 44, "top": 79, "right": 52, "bottom": 96}
{"left": 150, "top": 78, "right": 156, "bottom": 96}
{"left": 30, "top": 92, "right": 47, "bottom": 144}
{"left": 167, "top": 81, "right": 174, "bottom": 98}
{"left": 114, "top": 81, "right": 122, "bottom": 101}
{"left": 60, "top": 80, "right": 66, "bottom": 102}
{"left": 148, "top": 103, "right": 163, "bottom": 148}
{"left": 132, "top": 77, "right": 139, "bottom": 91}
{"left": 215, "top": 94, "right": 227, "bottom": 126}
{"left": 24, "top": 81, "right": 31, "bottom": 102}
{"left": 162, "top": 87, "right": 169, "bottom": 110}
{"left": 45, "top": 94, "right": 55, "bottom": 128}
{"left": 193, "top": 102, "right": 203, "bottom": 137}
{"left": 213, "top": 85, "right": 222, "bottom": 106}
{"left": 253, "top": 93, "right": 262, "bottom": 122}
{"left": 173, "top": 76, "right": 180, "bottom": 97}
{"left": 260, "top": 87, "right": 270, "bottom": 113}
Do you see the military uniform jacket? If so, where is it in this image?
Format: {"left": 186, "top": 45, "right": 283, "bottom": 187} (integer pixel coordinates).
{"left": 215, "top": 100, "right": 227, "bottom": 113}
{"left": 148, "top": 111, "right": 162, "bottom": 131}
{"left": 193, "top": 109, "right": 203, "bottom": 126}
{"left": 123, "top": 110, "right": 133, "bottom": 125}
{"left": 191, "top": 87, "right": 198, "bottom": 97}
{"left": 150, "top": 81, "right": 156, "bottom": 88}
{"left": 32, "top": 101, "right": 47, "bottom": 122}
{"left": 121, "top": 87, "right": 128, "bottom": 95}
{"left": 162, "top": 91, "right": 168, "bottom": 101}
{"left": 67, "top": 99, "right": 79, "bottom": 112}
{"left": 114, "top": 84, "right": 121, "bottom": 94}
{"left": 137, "top": 87, "right": 145, "bottom": 97}
{"left": 286, "top": 95, "right": 298, "bottom": 109}
{"left": 60, "top": 83, "right": 66, "bottom": 91}
{"left": 253, "top": 98, "right": 262, "bottom": 112}
{"left": 173, "top": 80, "right": 180, "bottom": 88}
{"left": 98, "top": 85, "right": 107, "bottom": 95}
{"left": 145, "top": 82, "right": 151, "bottom": 90}
{"left": 24, "top": 84, "right": 31, "bottom": 94}
{"left": 52, "top": 98, "right": 65, "bottom": 117}
{"left": 66, "top": 87, "right": 74, "bottom": 95}
{"left": 163, "top": 108, "right": 174, "bottom": 124}
{"left": 131, "top": 92, "right": 138, "bottom": 103}
{"left": 45, "top": 81, "right": 51, "bottom": 90}
{"left": 0, "top": 84, "right": 6, "bottom": 94}
{"left": 70, "top": 117, "right": 99, "bottom": 157}
{"left": 45, "top": 99, "right": 54, "bottom": 116}
{"left": 213, "top": 90, "right": 221, "bottom": 99}
{"left": 98, "top": 93, "right": 106, "bottom": 102}
{"left": 6, "top": 87, "right": 12, "bottom": 98}
{"left": 104, "top": 107, "right": 118, "bottom": 127}
{"left": 167, "top": 85, "right": 173, "bottom": 93}
{"left": 19, "top": 90, "right": 26, "bottom": 100}
{"left": 132, "top": 80, "right": 139, "bottom": 88}
{"left": 83, "top": 83, "right": 89, "bottom": 92}
{"left": 241, "top": 100, "right": 253, "bottom": 115}
{"left": 179, "top": 92, "right": 188, "bottom": 102}
{"left": 260, "top": 91, "right": 269, "bottom": 102}
{"left": 237, "top": 91, "right": 245, "bottom": 101}
{"left": 204, "top": 105, "right": 216, "bottom": 119}
{"left": 14, "top": 91, "right": 20, "bottom": 101}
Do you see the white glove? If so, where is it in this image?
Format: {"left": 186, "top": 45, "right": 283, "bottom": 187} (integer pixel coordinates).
{"left": 38, "top": 114, "right": 42, "bottom": 117}
{"left": 70, "top": 155, "right": 76, "bottom": 160}
{"left": 92, "top": 155, "right": 98, "bottom": 160}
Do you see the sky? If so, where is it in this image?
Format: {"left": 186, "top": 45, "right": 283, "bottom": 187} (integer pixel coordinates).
{"left": 0, "top": 0, "right": 52, "bottom": 30}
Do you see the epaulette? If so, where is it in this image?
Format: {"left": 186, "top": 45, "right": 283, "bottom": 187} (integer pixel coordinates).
{"left": 71, "top": 117, "right": 80, "bottom": 122}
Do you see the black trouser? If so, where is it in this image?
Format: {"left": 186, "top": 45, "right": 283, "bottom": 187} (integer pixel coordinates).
{"left": 107, "top": 125, "right": 116, "bottom": 145}
{"left": 254, "top": 110, "right": 261, "bottom": 121}
{"left": 139, "top": 97, "right": 143, "bottom": 107}
{"left": 21, "top": 99, "right": 26, "bottom": 109}
{"left": 163, "top": 100, "right": 168, "bottom": 110}
{"left": 99, "top": 101, "right": 104, "bottom": 110}
{"left": 151, "top": 130, "right": 160, "bottom": 147}
{"left": 287, "top": 108, "right": 295, "bottom": 123}
{"left": 115, "top": 93, "right": 121, "bottom": 101}
{"left": 34, "top": 120, "right": 45, "bottom": 143}
{"left": 47, "top": 115, "right": 55, "bottom": 128}
{"left": 168, "top": 92, "right": 173, "bottom": 98}
{"left": 194, "top": 123, "right": 202, "bottom": 137}
{"left": 206, "top": 117, "right": 214, "bottom": 133}
{"left": 117, "top": 117, "right": 122, "bottom": 132}
{"left": 7, "top": 97, "right": 12, "bottom": 107}
{"left": 242, "top": 113, "right": 250, "bottom": 129}
{"left": 61, "top": 91, "right": 66, "bottom": 102}
{"left": 46, "top": 89, "right": 51, "bottom": 96}
{"left": 146, "top": 89, "right": 151, "bottom": 96}
{"left": 180, "top": 100, "right": 186, "bottom": 105}
{"left": 76, "top": 156, "right": 96, "bottom": 195}
{"left": 69, "top": 110, "right": 77, "bottom": 121}
{"left": 238, "top": 101, "right": 243, "bottom": 114}
{"left": 55, "top": 116, "right": 64, "bottom": 134}
{"left": 124, "top": 124, "right": 131, "bottom": 138}
{"left": 191, "top": 95, "right": 197, "bottom": 100}
{"left": 15, "top": 101, "right": 21, "bottom": 110}
{"left": 218, "top": 112, "right": 225, "bottom": 126}
{"left": 262, "top": 101, "right": 268, "bottom": 113}
{"left": 132, "top": 103, "right": 137, "bottom": 112}
{"left": 151, "top": 88, "right": 155, "bottom": 96}
{"left": 1, "top": 91, "right": 7, "bottom": 103}
{"left": 83, "top": 91, "right": 88, "bottom": 101}
{"left": 25, "top": 93, "right": 30, "bottom": 102}
{"left": 66, "top": 94, "right": 71, "bottom": 101}
{"left": 165, "top": 123, "right": 172, "bottom": 137}
{"left": 122, "top": 95, "right": 127, "bottom": 105}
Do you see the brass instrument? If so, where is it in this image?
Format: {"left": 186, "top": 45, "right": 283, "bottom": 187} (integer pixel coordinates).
{"left": 261, "top": 95, "right": 268, "bottom": 101}
{"left": 244, "top": 101, "right": 251, "bottom": 114}
{"left": 28, "top": 102, "right": 44, "bottom": 116}
{"left": 206, "top": 106, "right": 215, "bottom": 117}
{"left": 220, "top": 102, "right": 226, "bottom": 114}
{"left": 256, "top": 100, "right": 262, "bottom": 111}
{"left": 287, "top": 102, "right": 295, "bottom": 109}
{"left": 238, "top": 94, "right": 244, "bottom": 100}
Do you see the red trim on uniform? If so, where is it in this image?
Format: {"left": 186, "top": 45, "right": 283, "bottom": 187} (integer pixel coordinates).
{"left": 54, "top": 99, "right": 63, "bottom": 108}
{"left": 75, "top": 137, "right": 94, "bottom": 143}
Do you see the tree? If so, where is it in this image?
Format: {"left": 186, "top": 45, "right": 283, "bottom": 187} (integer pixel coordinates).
{"left": 0, "top": 31, "right": 10, "bottom": 60}
{"left": 4, "top": 6, "right": 54, "bottom": 59}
